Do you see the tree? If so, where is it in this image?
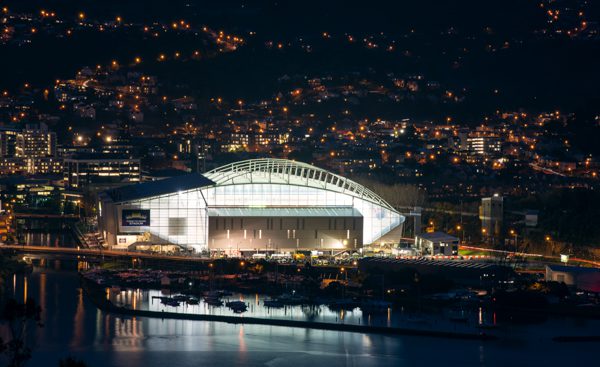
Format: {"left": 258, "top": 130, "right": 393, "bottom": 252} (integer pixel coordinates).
{"left": 0, "top": 298, "right": 43, "bottom": 367}
{"left": 353, "top": 177, "right": 427, "bottom": 208}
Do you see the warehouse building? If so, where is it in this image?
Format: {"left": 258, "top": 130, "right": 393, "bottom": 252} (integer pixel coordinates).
{"left": 545, "top": 265, "right": 600, "bottom": 293}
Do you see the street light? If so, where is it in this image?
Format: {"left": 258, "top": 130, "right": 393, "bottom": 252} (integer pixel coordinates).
{"left": 509, "top": 229, "right": 518, "bottom": 253}
{"left": 456, "top": 224, "right": 465, "bottom": 243}
{"left": 545, "top": 235, "right": 556, "bottom": 255}
{"left": 340, "top": 267, "right": 347, "bottom": 283}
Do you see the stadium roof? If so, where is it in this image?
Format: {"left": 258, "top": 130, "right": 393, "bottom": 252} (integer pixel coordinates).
{"left": 207, "top": 207, "right": 362, "bottom": 217}
{"left": 107, "top": 173, "right": 214, "bottom": 202}
{"left": 205, "top": 158, "right": 398, "bottom": 212}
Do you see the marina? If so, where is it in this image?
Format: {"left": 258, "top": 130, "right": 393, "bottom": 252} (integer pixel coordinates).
{"left": 5, "top": 266, "right": 600, "bottom": 367}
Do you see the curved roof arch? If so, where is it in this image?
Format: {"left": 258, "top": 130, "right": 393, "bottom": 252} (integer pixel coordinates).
{"left": 204, "top": 158, "right": 398, "bottom": 212}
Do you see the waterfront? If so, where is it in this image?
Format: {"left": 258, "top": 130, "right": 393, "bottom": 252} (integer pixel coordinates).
{"left": 2, "top": 263, "right": 598, "bottom": 367}
{"left": 110, "top": 288, "right": 480, "bottom": 334}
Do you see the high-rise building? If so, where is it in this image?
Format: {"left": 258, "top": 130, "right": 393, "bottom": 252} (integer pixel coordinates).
{"left": 0, "top": 123, "right": 61, "bottom": 174}
{"left": 15, "top": 123, "right": 56, "bottom": 158}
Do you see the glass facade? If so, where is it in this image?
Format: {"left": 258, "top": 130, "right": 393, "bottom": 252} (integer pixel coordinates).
{"left": 121, "top": 189, "right": 208, "bottom": 251}
{"left": 117, "top": 182, "right": 401, "bottom": 251}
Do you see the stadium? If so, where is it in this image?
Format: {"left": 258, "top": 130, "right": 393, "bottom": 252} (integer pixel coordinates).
{"left": 97, "top": 158, "right": 405, "bottom": 254}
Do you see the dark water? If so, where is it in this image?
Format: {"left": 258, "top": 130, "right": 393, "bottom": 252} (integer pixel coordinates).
{"left": 2, "top": 265, "right": 597, "bottom": 367}
{"left": 111, "top": 288, "right": 479, "bottom": 334}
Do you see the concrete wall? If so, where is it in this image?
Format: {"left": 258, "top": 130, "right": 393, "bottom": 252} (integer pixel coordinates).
{"left": 97, "top": 197, "right": 118, "bottom": 247}
{"left": 207, "top": 215, "right": 363, "bottom": 251}
{"left": 546, "top": 270, "right": 575, "bottom": 286}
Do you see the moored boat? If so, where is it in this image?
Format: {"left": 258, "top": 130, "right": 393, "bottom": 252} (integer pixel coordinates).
{"left": 204, "top": 296, "right": 223, "bottom": 306}
{"left": 226, "top": 300, "right": 248, "bottom": 313}
{"left": 186, "top": 297, "right": 200, "bottom": 305}
{"left": 263, "top": 299, "right": 284, "bottom": 308}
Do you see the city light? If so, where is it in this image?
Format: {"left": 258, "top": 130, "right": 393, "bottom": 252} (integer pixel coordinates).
{"left": 0, "top": 5, "right": 599, "bottom": 361}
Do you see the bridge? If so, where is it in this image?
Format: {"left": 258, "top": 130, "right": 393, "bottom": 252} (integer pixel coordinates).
{"left": 12, "top": 213, "right": 79, "bottom": 219}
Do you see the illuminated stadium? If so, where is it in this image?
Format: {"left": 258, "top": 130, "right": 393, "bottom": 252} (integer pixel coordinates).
{"left": 97, "top": 158, "right": 405, "bottom": 253}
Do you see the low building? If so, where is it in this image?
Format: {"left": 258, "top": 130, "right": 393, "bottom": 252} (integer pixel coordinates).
{"left": 63, "top": 154, "right": 141, "bottom": 191}
{"left": 545, "top": 265, "right": 600, "bottom": 293}
{"left": 0, "top": 175, "right": 63, "bottom": 210}
{"left": 415, "top": 232, "right": 459, "bottom": 256}
{"left": 460, "top": 129, "right": 502, "bottom": 157}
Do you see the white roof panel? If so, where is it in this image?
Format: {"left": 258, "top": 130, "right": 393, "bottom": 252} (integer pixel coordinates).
{"left": 207, "top": 206, "right": 362, "bottom": 218}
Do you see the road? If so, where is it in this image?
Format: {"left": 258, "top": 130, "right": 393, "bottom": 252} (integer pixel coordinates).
{"left": 13, "top": 213, "right": 79, "bottom": 219}
{"left": 460, "top": 244, "right": 600, "bottom": 268}
{"left": 3, "top": 243, "right": 598, "bottom": 268}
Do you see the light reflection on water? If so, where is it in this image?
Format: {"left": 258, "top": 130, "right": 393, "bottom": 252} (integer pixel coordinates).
{"left": 4, "top": 265, "right": 600, "bottom": 367}
{"left": 109, "top": 288, "right": 481, "bottom": 333}
{"left": 113, "top": 289, "right": 375, "bottom": 326}
{"left": 21, "top": 232, "right": 76, "bottom": 248}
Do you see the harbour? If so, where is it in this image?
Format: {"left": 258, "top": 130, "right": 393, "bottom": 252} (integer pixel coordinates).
{"left": 4, "top": 263, "right": 599, "bottom": 367}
